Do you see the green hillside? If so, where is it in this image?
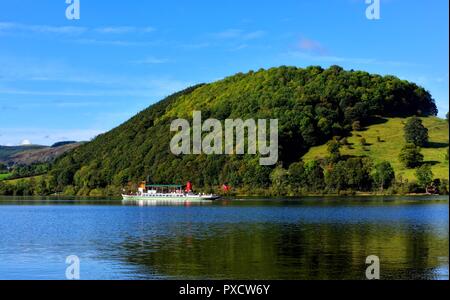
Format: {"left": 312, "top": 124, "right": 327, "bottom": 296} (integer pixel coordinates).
{"left": 0, "top": 173, "right": 11, "bottom": 181}
{"left": 0, "top": 65, "right": 443, "bottom": 196}
{"left": 303, "top": 117, "right": 449, "bottom": 181}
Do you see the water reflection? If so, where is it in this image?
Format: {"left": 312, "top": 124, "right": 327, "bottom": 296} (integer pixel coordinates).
{"left": 0, "top": 196, "right": 447, "bottom": 280}
{"left": 114, "top": 221, "right": 448, "bottom": 280}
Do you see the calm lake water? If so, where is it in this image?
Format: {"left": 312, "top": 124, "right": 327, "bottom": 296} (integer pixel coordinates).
{"left": 0, "top": 196, "right": 448, "bottom": 280}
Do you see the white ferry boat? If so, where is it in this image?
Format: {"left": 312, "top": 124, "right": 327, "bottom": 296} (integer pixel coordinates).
{"left": 122, "top": 182, "right": 221, "bottom": 203}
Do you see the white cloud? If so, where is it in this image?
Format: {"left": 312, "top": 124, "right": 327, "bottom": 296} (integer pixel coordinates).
{"left": 95, "top": 26, "right": 155, "bottom": 34}
{"left": 212, "top": 29, "right": 266, "bottom": 40}
{"left": 0, "top": 57, "right": 189, "bottom": 98}
{"left": 71, "top": 38, "right": 158, "bottom": 47}
{"left": 131, "top": 56, "right": 170, "bottom": 64}
{"left": 0, "top": 128, "right": 105, "bottom": 146}
{"left": 297, "top": 37, "right": 328, "bottom": 55}
{"left": 0, "top": 22, "right": 155, "bottom": 36}
{"left": 0, "top": 22, "right": 87, "bottom": 35}
{"left": 285, "top": 51, "right": 420, "bottom": 67}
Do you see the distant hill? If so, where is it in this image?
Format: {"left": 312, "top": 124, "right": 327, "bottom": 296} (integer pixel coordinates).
{"left": 0, "top": 143, "right": 83, "bottom": 165}
{"left": 303, "top": 116, "right": 449, "bottom": 181}
{"left": 48, "top": 65, "right": 439, "bottom": 194}
{"left": 51, "top": 141, "right": 77, "bottom": 148}
{"left": 0, "top": 145, "right": 47, "bottom": 162}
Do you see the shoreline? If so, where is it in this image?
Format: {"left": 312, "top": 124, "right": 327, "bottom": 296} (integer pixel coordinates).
{"left": 0, "top": 193, "right": 448, "bottom": 202}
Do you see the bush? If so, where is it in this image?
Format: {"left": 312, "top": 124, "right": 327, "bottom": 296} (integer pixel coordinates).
{"left": 352, "top": 121, "right": 362, "bottom": 131}
{"left": 89, "top": 188, "right": 104, "bottom": 197}
{"left": 63, "top": 185, "right": 76, "bottom": 196}
{"left": 407, "top": 182, "right": 422, "bottom": 193}
{"left": 340, "top": 137, "right": 349, "bottom": 146}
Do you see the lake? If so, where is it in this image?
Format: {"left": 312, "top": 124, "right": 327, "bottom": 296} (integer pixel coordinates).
{"left": 0, "top": 196, "right": 448, "bottom": 280}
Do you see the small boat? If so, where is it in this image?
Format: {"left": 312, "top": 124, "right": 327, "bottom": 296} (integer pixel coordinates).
{"left": 122, "top": 181, "right": 221, "bottom": 203}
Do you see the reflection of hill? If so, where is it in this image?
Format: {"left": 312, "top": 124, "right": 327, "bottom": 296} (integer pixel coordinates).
{"left": 116, "top": 222, "right": 448, "bottom": 280}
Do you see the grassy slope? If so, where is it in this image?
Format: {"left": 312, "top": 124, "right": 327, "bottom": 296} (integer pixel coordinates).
{"left": 2, "top": 175, "right": 43, "bottom": 184}
{"left": 303, "top": 117, "right": 449, "bottom": 181}
{"left": 0, "top": 173, "right": 12, "bottom": 181}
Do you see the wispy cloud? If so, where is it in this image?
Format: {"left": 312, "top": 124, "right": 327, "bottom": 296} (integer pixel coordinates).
{"left": 0, "top": 57, "right": 188, "bottom": 92}
{"left": 130, "top": 56, "right": 170, "bottom": 64}
{"left": 94, "top": 26, "right": 155, "bottom": 34}
{"left": 178, "top": 42, "right": 212, "bottom": 50}
{"left": 176, "top": 29, "right": 265, "bottom": 51}
{"left": 0, "top": 22, "right": 155, "bottom": 37}
{"left": 0, "top": 128, "right": 105, "bottom": 146}
{"left": 285, "top": 50, "right": 421, "bottom": 67}
{"left": 297, "top": 37, "right": 328, "bottom": 55}
{"left": 212, "top": 29, "right": 266, "bottom": 40}
{"left": 0, "top": 84, "right": 189, "bottom": 98}
{"left": 0, "top": 21, "right": 87, "bottom": 35}
{"left": 71, "top": 38, "right": 159, "bottom": 47}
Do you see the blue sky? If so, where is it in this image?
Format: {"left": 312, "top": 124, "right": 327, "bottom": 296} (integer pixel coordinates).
{"left": 0, "top": 0, "right": 448, "bottom": 146}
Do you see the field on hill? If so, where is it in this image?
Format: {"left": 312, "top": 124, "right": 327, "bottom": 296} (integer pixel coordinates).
{"left": 303, "top": 117, "right": 449, "bottom": 181}
{"left": 0, "top": 173, "right": 12, "bottom": 181}
{"left": 1, "top": 175, "right": 43, "bottom": 184}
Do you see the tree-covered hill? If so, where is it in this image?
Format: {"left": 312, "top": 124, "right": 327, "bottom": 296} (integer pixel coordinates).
{"left": 4, "top": 65, "right": 442, "bottom": 196}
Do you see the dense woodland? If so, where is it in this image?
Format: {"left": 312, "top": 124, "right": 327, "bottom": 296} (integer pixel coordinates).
{"left": 1, "top": 66, "right": 447, "bottom": 197}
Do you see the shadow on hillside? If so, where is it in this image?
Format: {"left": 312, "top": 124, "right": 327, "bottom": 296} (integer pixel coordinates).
{"left": 421, "top": 161, "right": 440, "bottom": 166}
{"left": 358, "top": 117, "right": 388, "bottom": 132}
{"left": 366, "top": 116, "right": 389, "bottom": 126}
{"left": 341, "top": 154, "right": 368, "bottom": 160}
{"left": 425, "top": 142, "right": 449, "bottom": 149}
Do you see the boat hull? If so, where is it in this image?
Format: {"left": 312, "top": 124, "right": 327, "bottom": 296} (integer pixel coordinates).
{"left": 122, "top": 194, "right": 221, "bottom": 203}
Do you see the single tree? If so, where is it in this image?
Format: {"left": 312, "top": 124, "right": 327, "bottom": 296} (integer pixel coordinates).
{"left": 415, "top": 164, "right": 433, "bottom": 189}
{"left": 327, "top": 139, "right": 341, "bottom": 163}
{"left": 399, "top": 143, "right": 424, "bottom": 168}
{"left": 404, "top": 116, "right": 429, "bottom": 147}
{"left": 372, "top": 161, "right": 395, "bottom": 192}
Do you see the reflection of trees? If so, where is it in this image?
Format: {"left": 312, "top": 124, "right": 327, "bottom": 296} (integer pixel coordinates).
{"left": 116, "top": 223, "right": 448, "bottom": 280}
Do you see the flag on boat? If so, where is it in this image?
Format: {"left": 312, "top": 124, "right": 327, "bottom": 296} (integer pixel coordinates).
{"left": 185, "top": 181, "right": 193, "bottom": 193}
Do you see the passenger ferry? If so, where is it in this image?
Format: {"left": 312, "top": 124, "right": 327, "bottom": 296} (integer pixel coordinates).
{"left": 122, "top": 181, "right": 221, "bottom": 203}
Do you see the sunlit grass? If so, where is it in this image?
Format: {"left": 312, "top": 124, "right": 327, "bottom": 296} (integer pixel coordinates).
{"left": 303, "top": 117, "right": 449, "bottom": 181}
{"left": 0, "top": 173, "right": 11, "bottom": 181}
{"left": 2, "top": 175, "right": 43, "bottom": 184}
